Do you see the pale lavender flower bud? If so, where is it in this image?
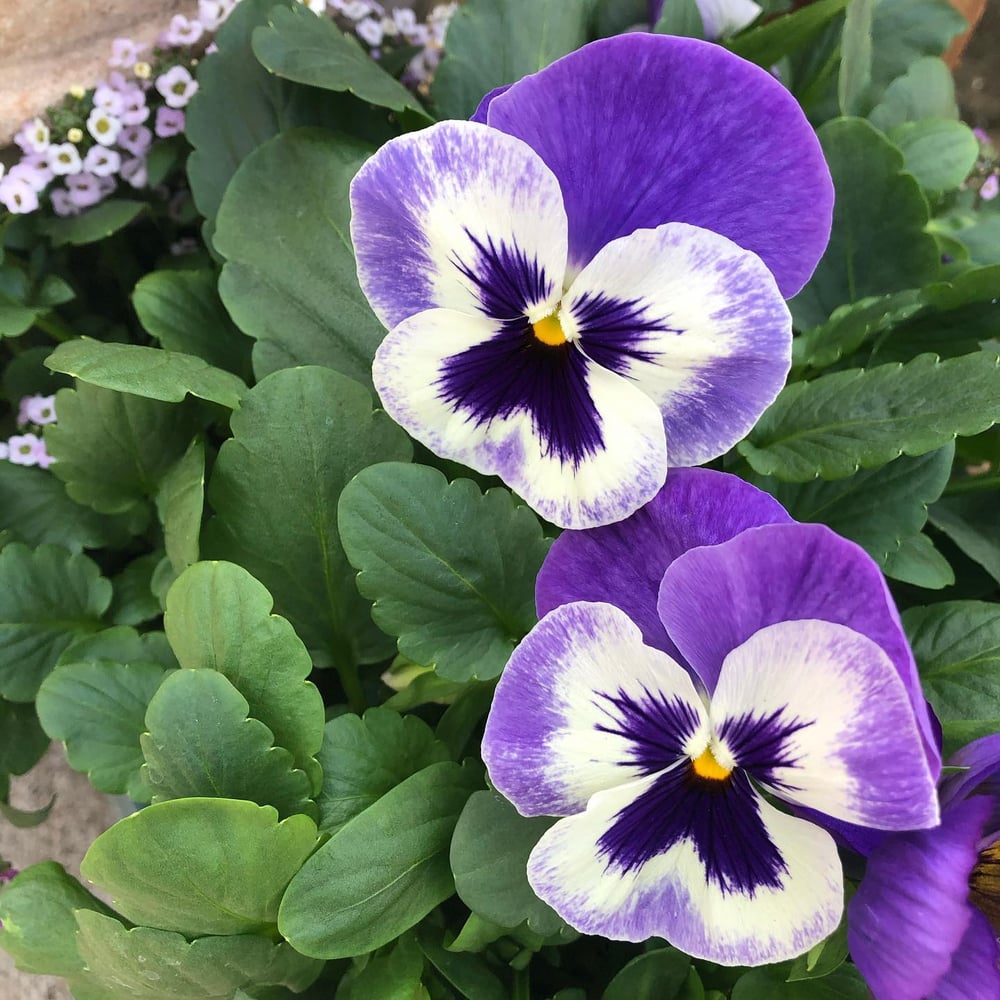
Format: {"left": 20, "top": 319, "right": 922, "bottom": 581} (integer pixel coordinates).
{"left": 9, "top": 155, "right": 54, "bottom": 193}
{"left": 120, "top": 156, "right": 148, "bottom": 189}
{"left": 109, "top": 38, "right": 146, "bottom": 69}
{"left": 93, "top": 85, "right": 125, "bottom": 116}
{"left": 49, "top": 187, "right": 80, "bottom": 217}
{"left": 83, "top": 145, "right": 121, "bottom": 178}
{"left": 118, "top": 86, "right": 150, "bottom": 126}
{"left": 154, "top": 106, "right": 186, "bottom": 138}
{"left": 66, "top": 172, "right": 104, "bottom": 207}
{"left": 117, "top": 124, "right": 152, "bottom": 157}
{"left": 982, "top": 174, "right": 999, "bottom": 201}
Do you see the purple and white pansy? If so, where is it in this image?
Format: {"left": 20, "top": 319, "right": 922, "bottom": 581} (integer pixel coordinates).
{"left": 482, "top": 470, "right": 941, "bottom": 965}
{"left": 350, "top": 34, "right": 833, "bottom": 529}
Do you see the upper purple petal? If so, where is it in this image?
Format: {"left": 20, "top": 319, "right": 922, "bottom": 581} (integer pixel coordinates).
{"left": 535, "top": 468, "right": 791, "bottom": 658}
{"left": 656, "top": 521, "right": 941, "bottom": 776}
{"left": 941, "top": 734, "right": 1000, "bottom": 840}
{"left": 848, "top": 796, "right": 992, "bottom": 1000}
{"left": 484, "top": 34, "right": 833, "bottom": 297}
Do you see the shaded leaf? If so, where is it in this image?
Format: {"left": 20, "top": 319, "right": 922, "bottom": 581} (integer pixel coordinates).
{"left": 40, "top": 201, "right": 145, "bottom": 247}
{"left": 928, "top": 493, "right": 1000, "bottom": 584}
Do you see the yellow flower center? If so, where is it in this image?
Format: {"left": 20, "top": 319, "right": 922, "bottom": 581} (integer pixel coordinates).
{"left": 531, "top": 312, "right": 566, "bottom": 347}
{"left": 970, "top": 840, "right": 1000, "bottom": 934}
{"left": 692, "top": 746, "right": 732, "bottom": 782}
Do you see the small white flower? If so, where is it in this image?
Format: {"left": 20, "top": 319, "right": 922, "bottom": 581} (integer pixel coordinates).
{"left": 298, "top": 0, "right": 327, "bottom": 12}
{"left": 356, "top": 17, "right": 383, "bottom": 46}
{"left": 9, "top": 155, "right": 53, "bottom": 193}
{"left": 93, "top": 84, "right": 125, "bottom": 116}
{"left": 46, "top": 143, "right": 83, "bottom": 176}
{"left": 109, "top": 37, "right": 146, "bottom": 69}
{"left": 25, "top": 117, "right": 50, "bottom": 153}
{"left": 166, "top": 14, "right": 205, "bottom": 46}
{"left": 340, "top": 0, "right": 372, "bottom": 20}
{"left": 7, "top": 434, "right": 43, "bottom": 466}
{"left": 24, "top": 395, "right": 57, "bottom": 426}
{"left": 83, "top": 146, "right": 122, "bottom": 178}
{"left": 87, "top": 107, "right": 123, "bottom": 146}
{"left": 155, "top": 66, "right": 199, "bottom": 109}
{"left": 0, "top": 442, "right": 8, "bottom": 461}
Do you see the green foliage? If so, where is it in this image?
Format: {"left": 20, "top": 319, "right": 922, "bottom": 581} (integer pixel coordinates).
{"left": 45, "top": 338, "right": 246, "bottom": 409}
{"left": 339, "top": 463, "right": 550, "bottom": 682}
{"left": 141, "top": 669, "right": 317, "bottom": 819}
{"left": 739, "top": 353, "right": 1000, "bottom": 481}
{"left": 162, "top": 561, "right": 325, "bottom": 789}
{"left": 156, "top": 438, "right": 206, "bottom": 583}
{"left": 869, "top": 57, "right": 959, "bottom": 130}
{"left": 791, "top": 117, "right": 940, "bottom": 329}
{"left": 728, "top": 0, "right": 849, "bottom": 68}
{"left": 0, "top": 543, "right": 111, "bottom": 701}
{"left": 653, "top": 0, "right": 705, "bottom": 39}
{"left": 82, "top": 798, "right": 318, "bottom": 937}
{"left": 890, "top": 119, "right": 979, "bottom": 192}
{"left": 40, "top": 200, "right": 146, "bottom": 246}
{"left": 905, "top": 601, "right": 1000, "bottom": 755}
{"left": 46, "top": 382, "right": 197, "bottom": 515}
{"left": 431, "top": 0, "right": 591, "bottom": 120}
{"left": 279, "top": 761, "right": 481, "bottom": 958}
{"left": 450, "top": 790, "right": 562, "bottom": 935}
{"left": 732, "top": 964, "right": 870, "bottom": 998}
{"left": 0, "top": 698, "right": 48, "bottom": 774}
{"left": 314, "top": 707, "right": 450, "bottom": 833}
{"left": 204, "top": 367, "right": 411, "bottom": 669}
{"left": 602, "top": 948, "right": 692, "bottom": 999}
{"left": 215, "top": 129, "right": 385, "bottom": 384}
{"left": 928, "top": 493, "right": 1000, "bottom": 584}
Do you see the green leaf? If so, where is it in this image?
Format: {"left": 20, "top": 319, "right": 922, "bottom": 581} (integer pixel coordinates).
{"left": 732, "top": 965, "right": 869, "bottom": 999}
{"left": 46, "top": 382, "right": 197, "bottom": 515}
{"left": 727, "top": 0, "right": 849, "bottom": 68}
{"left": 416, "top": 926, "right": 507, "bottom": 1000}
{"left": 451, "top": 790, "right": 562, "bottom": 936}
{"left": 36, "top": 659, "right": 168, "bottom": 800}
{"left": 793, "top": 290, "right": 924, "bottom": 370}
{"left": 928, "top": 493, "right": 1000, "bottom": 584}
{"left": 738, "top": 352, "right": 1000, "bottom": 481}
{"left": 653, "top": 0, "right": 704, "bottom": 39}
{"left": 156, "top": 438, "right": 205, "bottom": 579}
{"left": 790, "top": 117, "right": 940, "bottom": 329}
{"left": 0, "top": 698, "right": 48, "bottom": 774}
{"left": 314, "top": 707, "right": 449, "bottom": 833}
{"left": 752, "top": 445, "right": 953, "bottom": 565}
{"left": 163, "top": 561, "right": 325, "bottom": 790}
{"left": 252, "top": 4, "right": 430, "bottom": 118}
{"left": 40, "top": 200, "right": 145, "bottom": 247}
{"left": 602, "top": 948, "right": 692, "bottom": 1000}
{"left": 279, "top": 761, "right": 481, "bottom": 958}
{"left": 132, "top": 268, "right": 253, "bottom": 380}
{"left": 431, "top": 0, "right": 591, "bottom": 121}
{"left": 338, "top": 464, "right": 549, "bottom": 681}
{"left": 56, "top": 625, "right": 177, "bottom": 671}
{"left": 204, "top": 367, "right": 411, "bottom": 667}
{"left": 142, "top": 669, "right": 316, "bottom": 820}
{"left": 0, "top": 862, "right": 113, "bottom": 977}
{"left": 45, "top": 338, "right": 246, "bottom": 409}
{"left": 82, "top": 798, "right": 317, "bottom": 937}
{"left": 0, "top": 462, "right": 141, "bottom": 553}
{"left": 869, "top": 57, "right": 959, "bottom": 130}
{"left": 73, "top": 910, "right": 323, "bottom": 999}
{"left": 108, "top": 552, "right": 164, "bottom": 626}
{"left": 838, "top": 0, "right": 873, "bottom": 116}
{"left": 0, "top": 543, "right": 110, "bottom": 701}
{"left": 890, "top": 119, "right": 979, "bottom": 193}
{"left": 215, "top": 128, "right": 384, "bottom": 384}
{"left": 882, "top": 531, "right": 954, "bottom": 589}
{"left": 186, "top": 0, "right": 344, "bottom": 242}
{"left": 337, "top": 933, "right": 427, "bottom": 1000}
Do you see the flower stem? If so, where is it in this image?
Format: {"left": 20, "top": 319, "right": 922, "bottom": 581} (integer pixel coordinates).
{"left": 944, "top": 475, "right": 1000, "bottom": 496}
{"left": 512, "top": 967, "right": 530, "bottom": 1000}
{"left": 337, "top": 659, "right": 366, "bottom": 715}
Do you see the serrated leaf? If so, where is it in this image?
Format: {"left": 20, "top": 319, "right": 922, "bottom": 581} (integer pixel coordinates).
{"left": 0, "top": 543, "right": 111, "bottom": 701}
{"left": 252, "top": 4, "right": 430, "bottom": 118}
{"left": 905, "top": 601, "right": 1000, "bottom": 756}
{"left": 132, "top": 269, "right": 252, "bottom": 380}
{"left": 45, "top": 338, "right": 246, "bottom": 409}
{"left": 890, "top": 119, "right": 979, "bottom": 193}
{"left": 752, "top": 445, "right": 953, "bottom": 565}
{"left": 204, "top": 367, "right": 411, "bottom": 668}
{"left": 881, "top": 531, "right": 954, "bottom": 589}
{"left": 0, "top": 862, "right": 113, "bottom": 977}
{"left": 215, "top": 128, "right": 384, "bottom": 383}
{"left": 46, "top": 382, "right": 197, "bottom": 515}
{"left": 163, "top": 561, "right": 324, "bottom": 790}
{"left": 738, "top": 352, "right": 1000, "bottom": 481}
{"left": 156, "top": 438, "right": 205, "bottom": 579}
{"left": 431, "top": 0, "right": 591, "bottom": 121}
{"left": 314, "top": 707, "right": 449, "bottom": 833}
{"left": 73, "top": 910, "right": 323, "bottom": 999}
{"left": 338, "top": 463, "right": 549, "bottom": 681}
{"left": 142, "top": 669, "right": 316, "bottom": 820}
{"left": 928, "top": 493, "right": 1000, "bottom": 584}
{"left": 868, "top": 56, "right": 959, "bottom": 131}
{"left": 82, "top": 798, "right": 317, "bottom": 937}
{"left": 36, "top": 659, "right": 169, "bottom": 800}
{"left": 56, "top": 625, "right": 177, "bottom": 670}
{"left": 451, "top": 790, "right": 562, "bottom": 936}
{"left": 279, "top": 761, "right": 481, "bottom": 958}
{"left": 790, "top": 117, "right": 940, "bottom": 330}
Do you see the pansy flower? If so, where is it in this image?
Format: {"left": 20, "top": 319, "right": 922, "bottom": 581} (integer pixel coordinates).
{"left": 482, "top": 469, "right": 940, "bottom": 963}
{"left": 849, "top": 734, "right": 1000, "bottom": 999}
{"left": 350, "top": 34, "right": 832, "bottom": 529}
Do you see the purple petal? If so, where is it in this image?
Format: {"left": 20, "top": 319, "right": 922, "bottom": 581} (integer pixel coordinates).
{"left": 562, "top": 222, "right": 791, "bottom": 466}
{"left": 528, "top": 771, "right": 842, "bottom": 963}
{"left": 536, "top": 468, "right": 791, "bottom": 657}
{"left": 712, "top": 620, "right": 939, "bottom": 830}
{"left": 373, "top": 309, "right": 668, "bottom": 529}
{"left": 656, "top": 522, "right": 941, "bottom": 775}
{"left": 482, "top": 601, "right": 707, "bottom": 817}
{"left": 848, "top": 796, "right": 992, "bottom": 1000}
{"left": 941, "top": 735, "right": 1000, "bottom": 839}
{"left": 470, "top": 84, "right": 512, "bottom": 123}
{"left": 930, "top": 908, "right": 1000, "bottom": 1000}
{"left": 350, "top": 120, "right": 567, "bottom": 330}
{"left": 484, "top": 34, "right": 832, "bottom": 297}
